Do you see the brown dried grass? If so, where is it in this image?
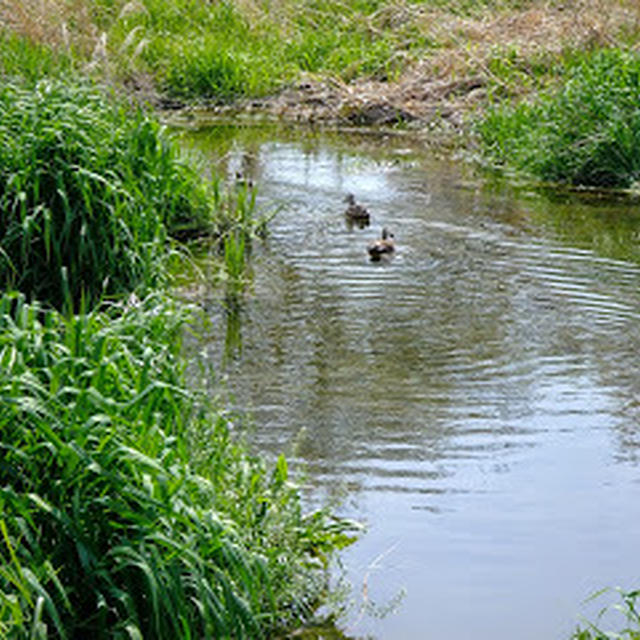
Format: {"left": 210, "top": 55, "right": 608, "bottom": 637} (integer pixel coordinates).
{"left": 405, "top": 0, "right": 640, "bottom": 83}
{"left": 350, "top": 0, "right": 640, "bottom": 124}
{"left": 254, "top": 0, "right": 640, "bottom": 130}
{"left": 0, "top": 0, "right": 103, "bottom": 58}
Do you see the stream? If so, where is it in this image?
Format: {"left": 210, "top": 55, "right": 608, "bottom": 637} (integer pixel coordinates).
{"left": 180, "top": 122, "right": 640, "bottom": 640}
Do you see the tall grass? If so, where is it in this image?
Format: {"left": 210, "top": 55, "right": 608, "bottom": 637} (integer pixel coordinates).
{"left": 0, "top": 291, "right": 357, "bottom": 638}
{"left": 0, "top": 79, "right": 217, "bottom": 311}
{"left": 119, "top": 0, "right": 399, "bottom": 101}
{"left": 0, "top": 30, "right": 73, "bottom": 82}
{"left": 141, "top": 1, "right": 290, "bottom": 101}
{"left": 211, "top": 180, "right": 274, "bottom": 303}
{"left": 572, "top": 588, "right": 640, "bottom": 639}
{"left": 476, "top": 48, "right": 640, "bottom": 188}
{"left": 4, "top": 0, "right": 640, "bottom": 109}
{"left": 2, "top": 0, "right": 428, "bottom": 101}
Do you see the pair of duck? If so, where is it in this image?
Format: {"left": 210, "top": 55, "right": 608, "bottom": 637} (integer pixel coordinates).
{"left": 343, "top": 194, "right": 395, "bottom": 261}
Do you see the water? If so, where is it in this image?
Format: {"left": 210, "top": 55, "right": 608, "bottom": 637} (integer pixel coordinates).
{"left": 180, "top": 122, "right": 640, "bottom": 639}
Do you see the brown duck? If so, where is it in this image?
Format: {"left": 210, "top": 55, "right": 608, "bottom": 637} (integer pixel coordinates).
{"left": 368, "top": 227, "right": 395, "bottom": 261}
{"left": 344, "top": 193, "right": 370, "bottom": 225}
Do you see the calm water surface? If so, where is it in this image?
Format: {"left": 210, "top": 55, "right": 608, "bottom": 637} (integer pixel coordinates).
{"left": 181, "top": 123, "right": 640, "bottom": 640}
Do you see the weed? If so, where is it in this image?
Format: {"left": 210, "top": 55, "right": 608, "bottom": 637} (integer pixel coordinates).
{"left": 572, "top": 588, "right": 640, "bottom": 639}
{"left": 0, "top": 291, "right": 358, "bottom": 638}
{"left": 476, "top": 48, "right": 640, "bottom": 188}
{"left": 0, "top": 79, "right": 216, "bottom": 310}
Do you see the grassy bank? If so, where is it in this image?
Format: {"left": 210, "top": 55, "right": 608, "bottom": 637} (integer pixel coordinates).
{"left": 0, "top": 291, "right": 355, "bottom": 638}
{"left": 0, "top": 80, "right": 356, "bottom": 637}
{"left": 476, "top": 48, "right": 640, "bottom": 188}
{"left": 4, "top": 1, "right": 640, "bottom": 104}
{"left": 1, "top": 0, "right": 426, "bottom": 100}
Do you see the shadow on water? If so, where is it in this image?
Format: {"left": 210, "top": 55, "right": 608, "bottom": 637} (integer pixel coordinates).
{"left": 178, "top": 121, "right": 640, "bottom": 640}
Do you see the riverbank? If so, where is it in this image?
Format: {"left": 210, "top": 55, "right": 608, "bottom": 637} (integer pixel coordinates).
{"left": 0, "top": 78, "right": 359, "bottom": 639}
{"left": 187, "top": 2, "right": 639, "bottom": 134}
{"left": 4, "top": 1, "right": 640, "bottom": 139}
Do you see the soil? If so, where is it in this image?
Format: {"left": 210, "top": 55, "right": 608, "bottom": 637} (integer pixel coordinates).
{"left": 207, "top": 72, "right": 486, "bottom": 128}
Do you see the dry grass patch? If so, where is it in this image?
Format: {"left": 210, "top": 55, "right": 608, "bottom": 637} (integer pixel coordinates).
{"left": 389, "top": 0, "right": 640, "bottom": 115}
{"left": 0, "top": 0, "right": 101, "bottom": 57}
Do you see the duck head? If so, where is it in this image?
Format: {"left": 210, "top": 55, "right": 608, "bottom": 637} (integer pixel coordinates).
{"left": 344, "top": 193, "right": 357, "bottom": 205}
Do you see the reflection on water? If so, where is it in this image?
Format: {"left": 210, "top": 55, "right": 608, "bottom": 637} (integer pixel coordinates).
{"left": 180, "top": 123, "right": 640, "bottom": 640}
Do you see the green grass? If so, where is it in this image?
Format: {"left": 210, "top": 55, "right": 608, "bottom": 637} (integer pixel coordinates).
{"left": 138, "top": 2, "right": 286, "bottom": 101}
{"left": 476, "top": 48, "right": 640, "bottom": 188}
{"left": 0, "top": 74, "right": 354, "bottom": 639}
{"left": 572, "top": 588, "right": 640, "bottom": 639}
{"left": 112, "top": 0, "right": 407, "bottom": 100}
{"left": 0, "top": 78, "right": 268, "bottom": 313}
{"left": 0, "top": 79, "right": 220, "bottom": 311}
{"left": 0, "top": 291, "right": 357, "bottom": 638}
{"left": 0, "top": 30, "right": 74, "bottom": 83}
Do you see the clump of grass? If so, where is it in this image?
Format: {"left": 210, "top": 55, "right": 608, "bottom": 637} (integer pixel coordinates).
{"left": 476, "top": 48, "right": 640, "bottom": 188}
{"left": 572, "top": 588, "right": 640, "bottom": 639}
{"left": 0, "top": 79, "right": 215, "bottom": 311}
{"left": 106, "top": 0, "right": 423, "bottom": 100}
{"left": 216, "top": 181, "right": 265, "bottom": 243}
{"left": 144, "top": 7, "right": 290, "bottom": 101}
{"left": 224, "top": 230, "right": 248, "bottom": 297}
{"left": 0, "top": 30, "right": 73, "bottom": 82}
{"left": 211, "top": 180, "right": 274, "bottom": 302}
{"left": 0, "top": 291, "right": 357, "bottom": 638}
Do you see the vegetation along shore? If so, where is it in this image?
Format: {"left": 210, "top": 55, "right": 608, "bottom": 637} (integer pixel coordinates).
{"left": 2, "top": 0, "right": 640, "bottom": 637}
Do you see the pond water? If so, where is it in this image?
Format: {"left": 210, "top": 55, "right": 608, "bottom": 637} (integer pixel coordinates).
{"left": 180, "top": 122, "right": 640, "bottom": 640}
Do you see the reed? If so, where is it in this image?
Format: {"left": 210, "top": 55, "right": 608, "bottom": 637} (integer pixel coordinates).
{"left": 224, "top": 230, "right": 248, "bottom": 296}
{"left": 0, "top": 30, "right": 73, "bottom": 82}
{"left": 0, "top": 79, "right": 216, "bottom": 311}
{"left": 572, "top": 588, "right": 640, "bottom": 639}
{"left": 476, "top": 48, "right": 640, "bottom": 188}
{"left": 0, "top": 291, "right": 358, "bottom": 638}
{"left": 216, "top": 182, "right": 276, "bottom": 304}
{"left": 223, "top": 304, "right": 244, "bottom": 362}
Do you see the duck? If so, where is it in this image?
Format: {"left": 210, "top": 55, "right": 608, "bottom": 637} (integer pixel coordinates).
{"left": 368, "top": 227, "right": 395, "bottom": 261}
{"left": 344, "top": 193, "right": 370, "bottom": 226}
{"left": 234, "top": 171, "right": 254, "bottom": 189}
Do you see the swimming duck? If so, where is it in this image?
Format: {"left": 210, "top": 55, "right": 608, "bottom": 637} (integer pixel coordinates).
{"left": 234, "top": 171, "right": 254, "bottom": 189}
{"left": 344, "top": 193, "right": 370, "bottom": 226}
{"left": 368, "top": 227, "right": 395, "bottom": 261}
